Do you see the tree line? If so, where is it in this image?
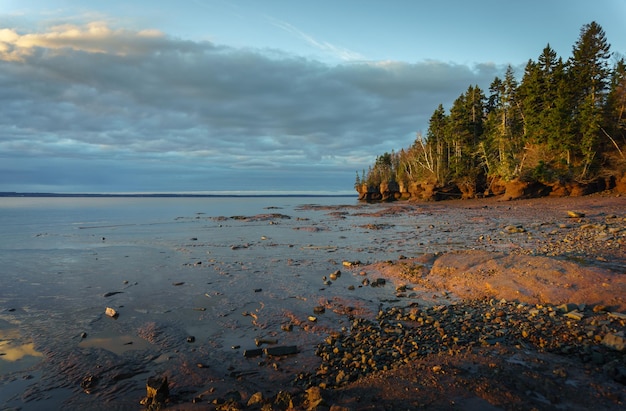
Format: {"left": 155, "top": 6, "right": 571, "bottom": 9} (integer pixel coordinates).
{"left": 356, "top": 22, "right": 625, "bottom": 198}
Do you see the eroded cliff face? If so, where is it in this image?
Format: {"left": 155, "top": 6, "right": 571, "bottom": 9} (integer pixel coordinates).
{"left": 357, "top": 173, "right": 626, "bottom": 202}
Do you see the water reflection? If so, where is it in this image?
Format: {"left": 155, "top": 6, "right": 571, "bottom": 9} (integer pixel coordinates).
{"left": 0, "top": 325, "right": 43, "bottom": 372}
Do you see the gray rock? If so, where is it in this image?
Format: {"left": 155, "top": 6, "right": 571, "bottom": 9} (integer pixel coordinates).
{"left": 602, "top": 332, "right": 626, "bottom": 352}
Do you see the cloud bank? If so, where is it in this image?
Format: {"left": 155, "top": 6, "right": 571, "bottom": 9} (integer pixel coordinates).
{"left": 0, "top": 23, "right": 503, "bottom": 193}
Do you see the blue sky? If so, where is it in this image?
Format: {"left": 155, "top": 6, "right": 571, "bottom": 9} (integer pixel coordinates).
{"left": 1, "top": 0, "right": 625, "bottom": 193}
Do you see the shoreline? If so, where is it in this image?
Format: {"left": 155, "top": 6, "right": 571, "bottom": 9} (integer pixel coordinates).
{"left": 176, "top": 194, "right": 626, "bottom": 410}
{"left": 2, "top": 194, "right": 624, "bottom": 410}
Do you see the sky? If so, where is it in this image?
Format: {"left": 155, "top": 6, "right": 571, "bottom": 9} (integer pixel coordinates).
{"left": 1, "top": 1, "right": 625, "bottom": 194}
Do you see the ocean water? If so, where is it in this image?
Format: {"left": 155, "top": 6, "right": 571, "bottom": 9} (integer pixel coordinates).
{"left": 1, "top": 195, "right": 435, "bottom": 409}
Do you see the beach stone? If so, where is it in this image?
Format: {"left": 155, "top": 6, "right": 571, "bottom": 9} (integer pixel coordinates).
{"left": 105, "top": 307, "right": 118, "bottom": 318}
{"left": 371, "top": 278, "right": 386, "bottom": 287}
{"left": 140, "top": 376, "right": 169, "bottom": 407}
{"left": 567, "top": 211, "right": 585, "bottom": 218}
{"left": 504, "top": 225, "right": 525, "bottom": 233}
{"left": 247, "top": 392, "right": 264, "bottom": 407}
{"left": 564, "top": 311, "right": 584, "bottom": 320}
{"left": 243, "top": 348, "right": 263, "bottom": 358}
{"left": 329, "top": 270, "right": 341, "bottom": 280}
{"left": 305, "top": 386, "right": 325, "bottom": 408}
{"left": 602, "top": 332, "right": 626, "bottom": 351}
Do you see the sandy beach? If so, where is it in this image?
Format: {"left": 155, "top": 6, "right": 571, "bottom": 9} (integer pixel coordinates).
{"left": 1, "top": 194, "right": 625, "bottom": 410}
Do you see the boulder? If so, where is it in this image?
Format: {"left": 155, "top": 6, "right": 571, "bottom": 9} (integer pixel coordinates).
{"left": 501, "top": 179, "right": 551, "bottom": 200}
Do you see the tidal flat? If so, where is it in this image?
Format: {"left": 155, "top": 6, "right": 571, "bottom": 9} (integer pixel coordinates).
{"left": 0, "top": 195, "right": 625, "bottom": 410}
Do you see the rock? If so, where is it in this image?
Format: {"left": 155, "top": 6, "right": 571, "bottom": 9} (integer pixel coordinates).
{"left": 140, "top": 376, "right": 169, "bottom": 407}
{"left": 264, "top": 345, "right": 298, "bottom": 356}
{"left": 329, "top": 270, "right": 341, "bottom": 280}
{"left": 370, "top": 278, "right": 386, "bottom": 287}
{"left": 504, "top": 225, "right": 525, "bottom": 233}
{"left": 567, "top": 211, "right": 585, "bottom": 218}
{"left": 80, "top": 375, "right": 98, "bottom": 394}
{"left": 105, "top": 307, "right": 118, "bottom": 318}
{"left": 187, "top": 336, "right": 195, "bottom": 343}
{"left": 314, "top": 306, "right": 326, "bottom": 314}
{"left": 602, "top": 332, "right": 626, "bottom": 351}
{"left": 557, "top": 303, "right": 578, "bottom": 312}
{"left": 243, "top": 348, "right": 263, "bottom": 358}
{"left": 255, "top": 338, "right": 277, "bottom": 346}
{"left": 247, "top": 392, "right": 264, "bottom": 407}
{"left": 564, "top": 311, "right": 584, "bottom": 320}
{"left": 305, "top": 386, "right": 325, "bottom": 408}
{"left": 608, "top": 312, "right": 626, "bottom": 320}
{"left": 273, "top": 390, "right": 294, "bottom": 409}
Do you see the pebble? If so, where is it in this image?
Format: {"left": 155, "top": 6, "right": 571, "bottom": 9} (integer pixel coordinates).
{"left": 296, "top": 298, "right": 626, "bottom": 389}
{"left": 329, "top": 270, "right": 341, "bottom": 280}
{"left": 567, "top": 211, "right": 585, "bottom": 218}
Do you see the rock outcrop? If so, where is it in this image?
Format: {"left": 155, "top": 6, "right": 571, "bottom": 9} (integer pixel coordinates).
{"left": 358, "top": 172, "right": 626, "bottom": 202}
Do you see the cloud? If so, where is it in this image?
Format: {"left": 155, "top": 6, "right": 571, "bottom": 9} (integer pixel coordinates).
{"left": 0, "top": 22, "right": 169, "bottom": 61}
{"left": 267, "top": 17, "right": 364, "bottom": 62}
{"left": 0, "top": 22, "right": 505, "bottom": 193}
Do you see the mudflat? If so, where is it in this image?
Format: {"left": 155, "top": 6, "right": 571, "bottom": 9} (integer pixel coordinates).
{"left": 1, "top": 194, "right": 625, "bottom": 410}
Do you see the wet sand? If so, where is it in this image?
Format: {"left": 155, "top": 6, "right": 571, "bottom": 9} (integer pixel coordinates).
{"left": 1, "top": 194, "right": 625, "bottom": 410}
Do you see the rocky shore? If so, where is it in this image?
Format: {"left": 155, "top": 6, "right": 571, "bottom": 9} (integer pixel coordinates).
{"left": 189, "top": 194, "right": 625, "bottom": 411}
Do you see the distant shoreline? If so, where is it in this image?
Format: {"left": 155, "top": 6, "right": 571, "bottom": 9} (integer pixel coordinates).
{"left": 0, "top": 192, "right": 357, "bottom": 198}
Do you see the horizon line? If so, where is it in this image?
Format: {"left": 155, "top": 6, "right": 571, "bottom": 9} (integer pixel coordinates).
{"left": 0, "top": 190, "right": 358, "bottom": 198}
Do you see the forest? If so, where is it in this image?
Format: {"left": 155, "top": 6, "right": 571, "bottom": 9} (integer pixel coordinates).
{"left": 355, "top": 22, "right": 626, "bottom": 201}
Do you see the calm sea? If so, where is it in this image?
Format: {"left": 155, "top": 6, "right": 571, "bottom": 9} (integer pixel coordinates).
{"left": 0, "top": 196, "right": 357, "bottom": 250}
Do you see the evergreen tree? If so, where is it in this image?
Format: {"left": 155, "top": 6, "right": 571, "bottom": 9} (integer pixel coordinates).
{"left": 605, "top": 58, "right": 626, "bottom": 158}
{"left": 358, "top": 21, "right": 623, "bottom": 199}
{"left": 446, "top": 86, "right": 485, "bottom": 180}
{"left": 425, "top": 104, "right": 449, "bottom": 183}
{"left": 484, "top": 67, "right": 523, "bottom": 180}
{"left": 568, "top": 21, "right": 612, "bottom": 177}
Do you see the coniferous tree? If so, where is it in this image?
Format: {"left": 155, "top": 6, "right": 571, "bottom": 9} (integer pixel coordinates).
{"left": 484, "top": 67, "right": 523, "bottom": 180}
{"left": 357, "top": 21, "right": 623, "bottom": 199}
{"left": 446, "top": 86, "right": 485, "bottom": 180}
{"left": 605, "top": 58, "right": 626, "bottom": 158}
{"left": 569, "top": 21, "right": 612, "bottom": 177}
{"left": 425, "top": 104, "right": 449, "bottom": 183}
